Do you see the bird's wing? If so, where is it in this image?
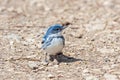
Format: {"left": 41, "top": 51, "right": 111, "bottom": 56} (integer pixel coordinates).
{"left": 60, "top": 36, "right": 65, "bottom": 45}
{"left": 41, "top": 37, "right": 53, "bottom": 50}
{"left": 41, "top": 38, "right": 45, "bottom": 44}
{"left": 41, "top": 36, "right": 65, "bottom": 50}
{"left": 41, "top": 33, "right": 48, "bottom": 44}
{"left": 41, "top": 27, "right": 52, "bottom": 44}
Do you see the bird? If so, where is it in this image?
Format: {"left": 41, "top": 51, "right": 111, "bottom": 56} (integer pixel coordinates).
{"left": 41, "top": 24, "right": 67, "bottom": 64}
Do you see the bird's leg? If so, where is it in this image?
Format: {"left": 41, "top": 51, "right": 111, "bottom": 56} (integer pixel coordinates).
{"left": 53, "top": 54, "right": 60, "bottom": 65}
{"left": 45, "top": 54, "right": 55, "bottom": 62}
{"left": 45, "top": 52, "right": 48, "bottom": 62}
{"left": 47, "top": 55, "right": 59, "bottom": 65}
{"left": 43, "top": 53, "right": 60, "bottom": 65}
{"left": 41, "top": 52, "right": 49, "bottom": 66}
{"left": 49, "top": 55, "right": 55, "bottom": 62}
{"left": 54, "top": 52, "right": 63, "bottom": 65}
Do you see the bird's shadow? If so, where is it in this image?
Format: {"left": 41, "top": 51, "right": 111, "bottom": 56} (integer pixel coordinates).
{"left": 55, "top": 52, "right": 82, "bottom": 63}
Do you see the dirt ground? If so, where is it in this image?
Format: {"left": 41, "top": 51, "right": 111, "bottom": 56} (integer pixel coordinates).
{"left": 0, "top": 0, "right": 120, "bottom": 80}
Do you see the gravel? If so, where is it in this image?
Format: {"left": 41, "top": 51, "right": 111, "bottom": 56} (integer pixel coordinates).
{"left": 0, "top": 0, "right": 120, "bottom": 80}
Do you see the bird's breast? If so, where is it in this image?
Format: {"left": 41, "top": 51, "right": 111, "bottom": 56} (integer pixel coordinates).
{"left": 45, "top": 37, "right": 64, "bottom": 55}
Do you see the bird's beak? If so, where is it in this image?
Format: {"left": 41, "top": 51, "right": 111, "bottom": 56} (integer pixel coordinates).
{"left": 62, "top": 22, "right": 71, "bottom": 30}
{"left": 62, "top": 26, "right": 68, "bottom": 30}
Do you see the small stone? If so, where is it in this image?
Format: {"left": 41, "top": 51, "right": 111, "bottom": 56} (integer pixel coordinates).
{"left": 53, "top": 64, "right": 59, "bottom": 68}
{"left": 4, "top": 33, "right": 20, "bottom": 42}
{"left": 48, "top": 74, "right": 55, "bottom": 79}
{"left": 83, "top": 69, "right": 89, "bottom": 73}
{"left": 86, "top": 75, "right": 99, "bottom": 80}
{"left": 0, "top": 7, "right": 5, "bottom": 12}
{"left": 25, "top": 38, "right": 35, "bottom": 44}
{"left": 16, "top": 7, "right": 23, "bottom": 13}
{"left": 104, "top": 73, "right": 118, "bottom": 80}
{"left": 103, "top": 1, "right": 113, "bottom": 7}
{"left": 28, "top": 61, "right": 39, "bottom": 70}
{"left": 102, "top": 65, "right": 111, "bottom": 70}
{"left": 69, "top": 28, "right": 85, "bottom": 38}
{"left": 85, "top": 22, "right": 105, "bottom": 32}
{"left": 117, "top": 55, "right": 120, "bottom": 62}
{"left": 41, "top": 61, "right": 49, "bottom": 66}
{"left": 7, "top": 7, "right": 14, "bottom": 12}
{"left": 111, "top": 64, "right": 119, "bottom": 68}
{"left": 41, "top": 78, "right": 46, "bottom": 80}
{"left": 90, "top": 69, "right": 103, "bottom": 75}
{"left": 97, "top": 48, "right": 114, "bottom": 54}
{"left": 82, "top": 69, "right": 90, "bottom": 76}
{"left": 111, "top": 70, "right": 120, "bottom": 75}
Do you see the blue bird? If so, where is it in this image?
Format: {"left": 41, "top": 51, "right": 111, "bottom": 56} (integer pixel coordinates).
{"left": 41, "top": 24, "right": 67, "bottom": 63}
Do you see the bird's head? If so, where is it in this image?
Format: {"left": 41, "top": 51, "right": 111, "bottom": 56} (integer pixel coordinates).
{"left": 42, "top": 24, "right": 67, "bottom": 44}
{"left": 47, "top": 24, "right": 66, "bottom": 34}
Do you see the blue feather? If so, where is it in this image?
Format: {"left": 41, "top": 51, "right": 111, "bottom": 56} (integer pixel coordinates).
{"left": 42, "top": 24, "right": 63, "bottom": 44}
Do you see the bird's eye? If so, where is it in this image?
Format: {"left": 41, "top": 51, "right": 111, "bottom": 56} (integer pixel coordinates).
{"left": 56, "top": 28, "right": 60, "bottom": 30}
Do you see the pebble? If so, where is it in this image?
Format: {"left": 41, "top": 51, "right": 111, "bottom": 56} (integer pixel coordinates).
{"left": 27, "top": 61, "right": 40, "bottom": 70}
{"left": 48, "top": 74, "right": 55, "bottom": 79}
{"left": 85, "top": 22, "right": 105, "bottom": 32}
{"left": 102, "top": 65, "right": 111, "bottom": 70}
{"left": 97, "top": 48, "right": 114, "bottom": 54}
{"left": 69, "top": 28, "right": 85, "bottom": 38}
{"left": 104, "top": 73, "right": 118, "bottom": 80}
{"left": 86, "top": 75, "right": 99, "bottom": 80}
{"left": 4, "top": 33, "right": 20, "bottom": 42}
{"left": 90, "top": 69, "right": 103, "bottom": 75}
{"left": 41, "top": 61, "right": 49, "bottom": 66}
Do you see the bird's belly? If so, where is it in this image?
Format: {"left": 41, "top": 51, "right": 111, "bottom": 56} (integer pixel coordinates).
{"left": 45, "top": 38, "right": 64, "bottom": 55}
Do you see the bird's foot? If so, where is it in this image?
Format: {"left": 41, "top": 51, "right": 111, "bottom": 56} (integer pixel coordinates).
{"left": 41, "top": 60, "right": 49, "bottom": 66}
{"left": 48, "top": 59, "right": 59, "bottom": 66}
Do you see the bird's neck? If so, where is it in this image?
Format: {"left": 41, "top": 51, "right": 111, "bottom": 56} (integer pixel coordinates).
{"left": 50, "top": 32, "right": 62, "bottom": 37}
